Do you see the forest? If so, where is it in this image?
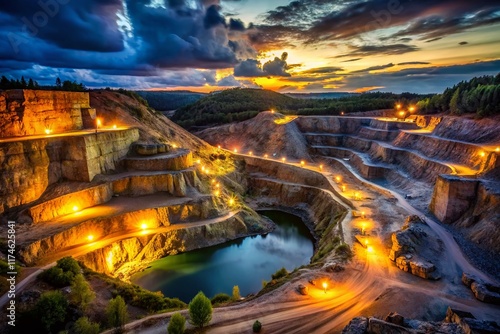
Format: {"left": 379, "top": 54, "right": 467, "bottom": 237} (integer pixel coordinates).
{"left": 136, "top": 91, "right": 206, "bottom": 111}
{"left": 0, "top": 76, "right": 86, "bottom": 92}
{"left": 416, "top": 73, "right": 500, "bottom": 116}
{"left": 171, "top": 88, "right": 427, "bottom": 128}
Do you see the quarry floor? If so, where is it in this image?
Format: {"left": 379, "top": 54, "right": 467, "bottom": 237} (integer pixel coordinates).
{"left": 116, "top": 157, "right": 500, "bottom": 334}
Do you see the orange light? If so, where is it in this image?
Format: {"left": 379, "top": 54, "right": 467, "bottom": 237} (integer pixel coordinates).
{"left": 319, "top": 164, "right": 323, "bottom": 171}
{"left": 112, "top": 124, "right": 117, "bottom": 129}
{"left": 281, "top": 157, "right": 286, "bottom": 162}
{"left": 214, "top": 190, "right": 220, "bottom": 196}
{"left": 361, "top": 211, "right": 365, "bottom": 218}
{"left": 364, "top": 239, "right": 368, "bottom": 245}
{"left": 300, "top": 160, "right": 305, "bottom": 167}
{"left": 367, "top": 246, "right": 374, "bottom": 253}
{"left": 215, "top": 183, "right": 220, "bottom": 188}
{"left": 87, "top": 235, "right": 94, "bottom": 242}
{"left": 217, "top": 145, "right": 221, "bottom": 149}
{"left": 172, "top": 143, "right": 178, "bottom": 149}
{"left": 248, "top": 151, "right": 253, "bottom": 156}
{"left": 409, "top": 106, "right": 415, "bottom": 112}
{"left": 399, "top": 111, "right": 405, "bottom": 116}
{"left": 271, "top": 109, "right": 275, "bottom": 113}
{"left": 72, "top": 206, "right": 79, "bottom": 212}
{"left": 44, "top": 128, "right": 52, "bottom": 135}
{"left": 496, "top": 147, "right": 499, "bottom": 152}
{"left": 341, "top": 185, "right": 346, "bottom": 192}
{"left": 229, "top": 198, "right": 235, "bottom": 206}
{"left": 141, "top": 223, "right": 147, "bottom": 230}
{"left": 211, "top": 179, "right": 216, "bottom": 184}
{"left": 340, "top": 112, "right": 344, "bottom": 116}
{"left": 96, "top": 118, "right": 102, "bottom": 126}
{"left": 335, "top": 176, "right": 341, "bottom": 183}
{"left": 322, "top": 282, "right": 328, "bottom": 293}
{"left": 196, "top": 159, "right": 201, "bottom": 164}
{"left": 479, "top": 151, "right": 486, "bottom": 157}
{"left": 264, "top": 154, "right": 268, "bottom": 158}
{"left": 396, "top": 104, "right": 401, "bottom": 109}
{"left": 233, "top": 148, "right": 238, "bottom": 153}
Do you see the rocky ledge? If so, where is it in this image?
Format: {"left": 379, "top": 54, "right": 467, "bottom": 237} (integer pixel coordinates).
{"left": 389, "top": 215, "right": 441, "bottom": 280}
{"left": 342, "top": 307, "right": 500, "bottom": 334}
{"left": 462, "top": 272, "right": 500, "bottom": 305}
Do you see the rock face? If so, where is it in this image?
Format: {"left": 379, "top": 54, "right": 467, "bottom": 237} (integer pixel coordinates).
{"left": 0, "top": 128, "right": 139, "bottom": 213}
{"left": 124, "top": 149, "right": 193, "bottom": 171}
{"left": 462, "top": 272, "right": 500, "bottom": 305}
{"left": 342, "top": 307, "right": 500, "bottom": 334}
{"left": 389, "top": 216, "right": 441, "bottom": 280}
{"left": 0, "top": 90, "right": 93, "bottom": 137}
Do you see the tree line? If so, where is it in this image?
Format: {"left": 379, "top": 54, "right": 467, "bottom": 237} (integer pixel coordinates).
{"left": 0, "top": 76, "right": 86, "bottom": 92}
{"left": 172, "top": 88, "right": 428, "bottom": 128}
{"left": 416, "top": 73, "right": 500, "bottom": 116}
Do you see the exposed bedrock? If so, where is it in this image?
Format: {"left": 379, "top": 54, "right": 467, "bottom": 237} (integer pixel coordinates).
{"left": 462, "top": 272, "right": 500, "bottom": 305}
{"left": 78, "top": 211, "right": 271, "bottom": 279}
{"left": 0, "top": 90, "right": 92, "bottom": 137}
{"left": 389, "top": 216, "right": 441, "bottom": 280}
{"left": 124, "top": 149, "right": 193, "bottom": 171}
{"left": 24, "top": 169, "right": 204, "bottom": 224}
{"left": 18, "top": 196, "right": 219, "bottom": 265}
{"left": 430, "top": 175, "right": 500, "bottom": 253}
{"left": 0, "top": 128, "right": 139, "bottom": 213}
{"left": 295, "top": 116, "right": 369, "bottom": 133}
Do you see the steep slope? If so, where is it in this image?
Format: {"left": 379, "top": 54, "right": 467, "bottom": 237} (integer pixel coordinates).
{"left": 195, "top": 111, "right": 311, "bottom": 160}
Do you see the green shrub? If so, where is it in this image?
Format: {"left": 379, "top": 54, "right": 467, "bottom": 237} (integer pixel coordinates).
{"left": 164, "top": 297, "right": 187, "bottom": 310}
{"left": 72, "top": 316, "right": 100, "bottom": 334}
{"left": 132, "top": 291, "right": 166, "bottom": 312}
{"left": 188, "top": 292, "right": 212, "bottom": 328}
{"left": 211, "top": 293, "right": 232, "bottom": 305}
{"left": 70, "top": 274, "right": 95, "bottom": 311}
{"left": 56, "top": 256, "right": 81, "bottom": 275}
{"left": 335, "top": 243, "right": 353, "bottom": 259}
{"left": 39, "top": 266, "right": 74, "bottom": 287}
{"left": 232, "top": 285, "right": 241, "bottom": 301}
{"left": 253, "top": 320, "right": 262, "bottom": 333}
{"left": 167, "top": 313, "right": 186, "bottom": 334}
{"left": 34, "top": 291, "right": 68, "bottom": 333}
{"left": 271, "top": 267, "right": 288, "bottom": 280}
{"left": 262, "top": 280, "right": 268, "bottom": 289}
{"left": 106, "top": 295, "right": 129, "bottom": 330}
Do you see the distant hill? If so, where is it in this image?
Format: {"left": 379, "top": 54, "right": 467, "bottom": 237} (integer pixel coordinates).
{"left": 171, "top": 88, "right": 427, "bottom": 128}
{"left": 136, "top": 90, "right": 206, "bottom": 111}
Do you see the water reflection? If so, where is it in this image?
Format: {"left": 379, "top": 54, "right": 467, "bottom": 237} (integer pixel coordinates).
{"left": 131, "top": 210, "right": 314, "bottom": 302}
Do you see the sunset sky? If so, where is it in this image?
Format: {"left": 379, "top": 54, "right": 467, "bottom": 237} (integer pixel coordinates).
{"left": 1, "top": 0, "right": 499, "bottom": 93}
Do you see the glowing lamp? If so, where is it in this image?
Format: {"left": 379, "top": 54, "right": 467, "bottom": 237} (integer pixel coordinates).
{"left": 281, "top": 157, "right": 286, "bottom": 162}
{"left": 361, "top": 211, "right": 365, "bottom": 218}
{"left": 214, "top": 190, "right": 220, "bottom": 196}
{"left": 112, "top": 124, "right": 117, "bottom": 129}
{"left": 141, "top": 223, "right": 147, "bottom": 230}
{"left": 322, "top": 282, "right": 328, "bottom": 294}
{"left": 396, "top": 104, "right": 401, "bottom": 109}
{"left": 217, "top": 145, "right": 221, "bottom": 149}
{"left": 319, "top": 164, "right": 323, "bottom": 171}
{"left": 96, "top": 119, "right": 102, "bottom": 126}
{"left": 341, "top": 185, "right": 346, "bottom": 192}
{"left": 172, "top": 143, "right": 178, "bottom": 149}
{"left": 249, "top": 151, "right": 253, "bottom": 156}
{"left": 399, "top": 111, "right": 405, "bottom": 116}
{"left": 72, "top": 206, "right": 79, "bottom": 212}
{"left": 87, "top": 235, "right": 94, "bottom": 242}
{"left": 234, "top": 148, "right": 238, "bottom": 153}
{"left": 409, "top": 106, "right": 415, "bottom": 112}
{"left": 335, "top": 176, "right": 341, "bottom": 183}
{"left": 271, "top": 109, "right": 275, "bottom": 113}
{"left": 196, "top": 159, "right": 201, "bottom": 164}
{"left": 264, "top": 154, "right": 268, "bottom": 158}
{"left": 367, "top": 246, "right": 374, "bottom": 253}
{"left": 300, "top": 160, "right": 305, "bottom": 167}
{"left": 479, "top": 151, "right": 486, "bottom": 158}
{"left": 340, "top": 112, "right": 344, "bottom": 116}
{"left": 229, "top": 198, "right": 235, "bottom": 206}
{"left": 211, "top": 179, "right": 216, "bottom": 184}
{"left": 44, "top": 128, "right": 52, "bottom": 135}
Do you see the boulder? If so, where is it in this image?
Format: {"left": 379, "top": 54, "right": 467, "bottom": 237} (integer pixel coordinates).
{"left": 368, "top": 318, "right": 424, "bottom": 334}
{"left": 135, "top": 143, "right": 158, "bottom": 155}
{"left": 341, "top": 317, "right": 368, "bottom": 334}
{"left": 471, "top": 282, "right": 500, "bottom": 305}
{"left": 298, "top": 284, "right": 309, "bottom": 295}
{"left": 445, "top": 307, "right": 500, "bottom": 333}
{"left": 385, "top": 312, "right": 405, "bottom": 327}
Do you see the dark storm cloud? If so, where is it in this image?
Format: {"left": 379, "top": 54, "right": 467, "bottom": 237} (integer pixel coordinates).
{"left": 204, "top": 4, "right": 226, "bottom": 29}
{"left": 229, "top": 18, "right": 245, "bottom": 31}
{"left": 247, "top": 24, "right": 301, "bottom": 50}
{"left": 398, "top": 61, "right": 430, "bottom": 65}
{"left": 234, "top": 52, "right": 291, "bottom": 77}
{"left": 341, "top": 60, "right": 500, "bottom": 93}
{"left": 259, "top": 0, "right": 500, "bottom": 45}
{"left": 352, "top": 63, "right": 394, "bottom": 73}
{"left": 335, "top": 44, "right": 419, "bottom": 58}
{"left": 1, "top": 0, "right": 124, "bottom": 53}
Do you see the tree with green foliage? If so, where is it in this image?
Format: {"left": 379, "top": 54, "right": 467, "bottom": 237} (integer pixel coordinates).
{"left": 106, "top": 295, "right": 129, "bottom": 331}
{"left": 188, "top": 291, "right": 212, "bottom": 329}
{"left": 450, "top": 88, "right": 461, "bottom": 114}
{"left": 70, "top": 274, "right": 95, "bottom": 311}
{"left": 34, "top": 291, "right": 68, "bottom": 333}
{"left": 73, "top": 316, "right": 100, "bottom": 334}
{"left": 232, "top": 285, "right": 240, "bottom": 301}
{"left": 57, "top": 256, "right": 81, "bottom": 275}
{"left": 271, "top": 267, "right": 288, "bottom": 280}
{"left": 253, "top": 320, "right": 262, "bottom": 333}
{"left": 167, "top": 313, "right": 186, "bottom": 334}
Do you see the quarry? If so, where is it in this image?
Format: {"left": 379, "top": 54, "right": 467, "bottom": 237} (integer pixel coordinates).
{"left": 1, "top": 89, "right": 499, "bottom": 334}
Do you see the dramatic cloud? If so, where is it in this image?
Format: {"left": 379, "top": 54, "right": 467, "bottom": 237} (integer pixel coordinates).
{"left": 300, "top": 66, "right": 344, "bottom": 74}
{"left": 234, "top": 52, "right": 291, "bottom": 77}
{"left": 335, "top": 44, "right": 419, "bottom": 58}
{"left": 352, "top": 63, "right": 394, "bottom": 73}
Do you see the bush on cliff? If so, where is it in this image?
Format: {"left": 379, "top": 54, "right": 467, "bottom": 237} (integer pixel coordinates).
{"left": 271, "top": 267, "right": 288, "bottom": 280}
{"left": 211, "top": 293, "right": 232, "bottom": 305}
{"left": 106, "top": 295, "right": 129, "bottom": 330}
{"left": 39, "top": 256, "right": 81, "bottom": 287}
{"left": 34, "top": 291, "right": 68, "bottom": 333}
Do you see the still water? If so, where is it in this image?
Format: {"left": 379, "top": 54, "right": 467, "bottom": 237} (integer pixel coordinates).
{"left": 130, "top": 210, "right": 314, "bottom": 302}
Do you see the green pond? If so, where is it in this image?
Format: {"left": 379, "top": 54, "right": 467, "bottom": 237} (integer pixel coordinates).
{"left": 130, "top": 210, "right": 314, "bottom": 302}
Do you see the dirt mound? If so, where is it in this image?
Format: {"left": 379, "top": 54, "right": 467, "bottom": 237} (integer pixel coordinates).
{"left": 195, "top": 111, "right": 311, "bottom": 160}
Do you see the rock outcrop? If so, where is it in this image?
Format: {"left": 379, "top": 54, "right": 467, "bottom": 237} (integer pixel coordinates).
{"left": 462, "top": 272, "right": 500, "bottom": 305}
{"left": 342, "top": 307, "right": 500, "bottom": 334}
{"left": 389, "top": 216, "right": 441, "bottom": 280}
{"left": 0, "top": 90, "right": 93, "bottom": 137}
